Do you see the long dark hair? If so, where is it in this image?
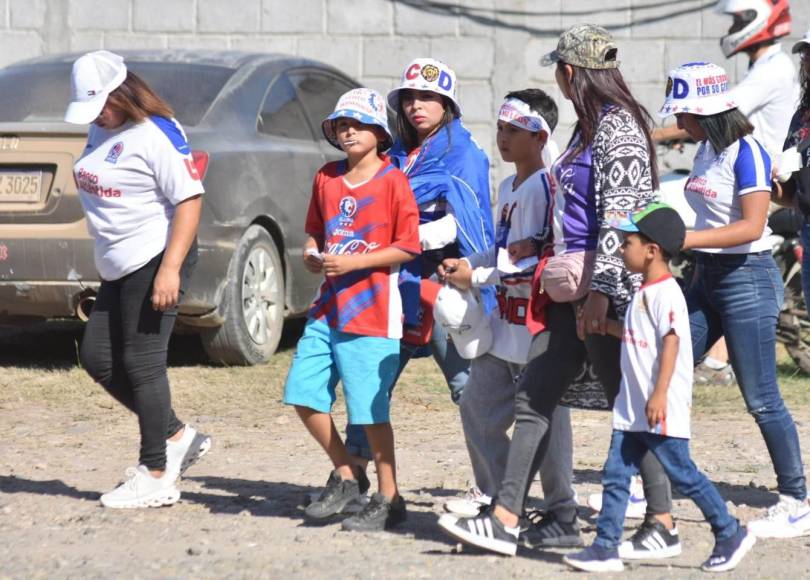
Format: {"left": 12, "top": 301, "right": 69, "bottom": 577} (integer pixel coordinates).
{"left": 696, "top": 109, "right": 754, "bottom": 152}
{"left": 562, "top": 64, "right": 659, "bottom": 189}
{"left": 106, "top": 71, "right": 174, "bottom": 123}
{"left": 395, "top": 92, "right": 456, "bottom": 152}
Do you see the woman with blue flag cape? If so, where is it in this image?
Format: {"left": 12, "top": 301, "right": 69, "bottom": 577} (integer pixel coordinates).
{"left": 342, "top": 58, "right": 494, "bottom": 464}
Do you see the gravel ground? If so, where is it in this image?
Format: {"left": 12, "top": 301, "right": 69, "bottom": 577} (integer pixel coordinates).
{"left": 1, "top": 322, "right": 809, "bottom": 579}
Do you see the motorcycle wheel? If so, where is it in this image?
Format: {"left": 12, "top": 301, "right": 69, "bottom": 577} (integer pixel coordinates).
{"left": 778, "top": 260, "right": 810, "bottom": 375}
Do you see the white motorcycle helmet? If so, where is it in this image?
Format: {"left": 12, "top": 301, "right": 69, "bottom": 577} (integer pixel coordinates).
{"left": 716, "top": 0, "right": 792, "bottom": 58}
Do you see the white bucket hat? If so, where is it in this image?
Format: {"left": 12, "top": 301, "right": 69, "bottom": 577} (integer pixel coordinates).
{"left": 321, "top": 88, "right": 393, "bottom": 151}
{"left": 793, "top": 28, "right": 810, "bottom": 54}
{"left": 659, "top": 62, "right": 737, "bottom": 118}
{"left": 64, "top": 50, "right": 127, "bottom": 125}
{"left": 387, "top": 58, "right": 462, "bottom": 117}
{"left": 433, "top": 285, "right": 492, "bottom": 360}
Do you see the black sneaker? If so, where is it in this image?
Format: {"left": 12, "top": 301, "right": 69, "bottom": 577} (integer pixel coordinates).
{"left": 618, "top": 518, "right": 682, "bottom": 560}
{"left": 303, "top": 465, "right": 370, "bottom": 508}
{"left": 520, "top": 511, "right": 584, "bottom": 548}
{"left": 437, "top": 511, "right": 519, "bottom": 556}
{"left": 341, "top": 493, "right": 407, "bottom": 532}
{"left": 701, "top": 525, "right": 756, "bottom": 572}
{"left": 304, "top": 470, "right": 362, "bottom": 519}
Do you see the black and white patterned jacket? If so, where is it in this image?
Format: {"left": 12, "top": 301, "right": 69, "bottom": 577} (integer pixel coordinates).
{"left": 590, "top": 107, "right": 657, "bottom": 316}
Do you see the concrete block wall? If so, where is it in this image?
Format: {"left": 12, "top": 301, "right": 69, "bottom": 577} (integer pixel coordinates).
{"left": 1, "top": 0, "right": 809, "bottom": 183}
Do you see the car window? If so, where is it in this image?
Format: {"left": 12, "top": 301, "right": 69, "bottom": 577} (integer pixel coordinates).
{"left": 0, "top": 62, "right": 234, "bottom": 126}
{"left": 257, "top": 74, "right": 313, "bottom": 140}
{"left": 288, "top": 72, "right": 357, "bottom": 141}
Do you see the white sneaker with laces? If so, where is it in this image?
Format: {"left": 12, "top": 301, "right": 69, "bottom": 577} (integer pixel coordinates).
{"left": 443, "top": 487, "right": 492, "bottom": 518}
{"left": 100, "top": 466, "right": 181, "bottom": 509}
{"left": 587, "top": 475, "right": 647, "bottom": 519}
{"left": 747, "top": 495, "right": 810, "bottom": 538}
{"left": 166, "top": 424, "right": 212, "bottom": 479}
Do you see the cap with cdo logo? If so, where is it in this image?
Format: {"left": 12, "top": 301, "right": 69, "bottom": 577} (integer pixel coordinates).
{"left": 540, "top": 24, "right": 620, "bottom": 70}
{"left": 659, "top": 62, "right": 737, "bottom": 118}
{"left": 322, "top": 88, "right": 393, "bottom": 151}
{"left": 387, "top": 58, "right": 462, "bottom": 117}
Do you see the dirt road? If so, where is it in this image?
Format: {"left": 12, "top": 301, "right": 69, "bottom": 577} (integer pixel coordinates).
{"left": 1, "top": 323, "right": 809, "bottom": 579}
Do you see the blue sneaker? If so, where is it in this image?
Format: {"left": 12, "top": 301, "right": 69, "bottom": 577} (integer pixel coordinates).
{"left": 701, "top": 526, "right": 756, "bottom": 573}
{"left": 564, "top": 545, "right": 624, "bottom": 573}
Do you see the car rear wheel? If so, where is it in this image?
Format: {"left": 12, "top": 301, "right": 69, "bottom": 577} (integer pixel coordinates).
{"left": 201, "top": 225, "right": 285, "bottom": 365}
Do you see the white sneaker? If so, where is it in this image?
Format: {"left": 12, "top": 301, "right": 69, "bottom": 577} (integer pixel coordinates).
{"left": 443, "top": 487, "right": 492, "bottom": 518}
{"left": 100, "top": 466, "right": 181, "bottom": 509}
{"left": 587, "top": 475, "right": 647, "bottom": 519}
{"left": 166, "top": 424, "right": 212, "bottom": 479}
{"left": 747, "top": 495, "right": 810, "bottom": 538}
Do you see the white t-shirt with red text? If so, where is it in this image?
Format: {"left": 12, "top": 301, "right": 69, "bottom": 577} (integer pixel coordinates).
{"left": 74, "top": 116, "right": 205, "bottom": 281}
{"left": 613, "top": 275, "right": 693, "bottom": 439}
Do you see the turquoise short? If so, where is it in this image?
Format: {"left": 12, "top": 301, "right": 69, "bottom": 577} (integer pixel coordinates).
{"left": 283, "top": 318, "right": 400, "bottom": 424}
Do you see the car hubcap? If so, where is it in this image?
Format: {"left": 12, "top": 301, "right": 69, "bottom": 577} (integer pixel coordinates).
{"left": 242, "top": 246, "right": 281, "bottom": 345}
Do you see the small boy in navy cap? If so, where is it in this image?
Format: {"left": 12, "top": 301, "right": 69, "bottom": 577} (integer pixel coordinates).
{"left": 565, "top": 203, "right": 755, "bottom": 573}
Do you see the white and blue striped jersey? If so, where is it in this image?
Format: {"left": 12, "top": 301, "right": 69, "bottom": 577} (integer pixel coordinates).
{"left": 684, "top": 135, "right": 772, "bottom": 254}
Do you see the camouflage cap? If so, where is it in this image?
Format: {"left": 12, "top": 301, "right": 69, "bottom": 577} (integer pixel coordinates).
{"left": 540, "top": 24, "right": 620, "bottom": 70}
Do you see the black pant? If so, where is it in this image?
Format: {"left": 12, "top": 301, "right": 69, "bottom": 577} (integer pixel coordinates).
{"left": 80, "top": 252, "right": 189, "bottom": 470}
{"left": 496, "top": 301, "right": 672, "bottom": 517}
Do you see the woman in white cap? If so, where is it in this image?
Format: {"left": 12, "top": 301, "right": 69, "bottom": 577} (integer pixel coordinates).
{"left": 341, "top": 58, "right": 493, "bottom": 468}
{"left": 65, "top": 50, "right": 210, "bottom": 508}
{"left": 662, "top": 61, "right": 810, "bottom": 538}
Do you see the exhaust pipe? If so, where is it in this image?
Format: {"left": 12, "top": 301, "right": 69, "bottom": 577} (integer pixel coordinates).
{"left": 76, "top": 294, "right": 96, "bottom": 322}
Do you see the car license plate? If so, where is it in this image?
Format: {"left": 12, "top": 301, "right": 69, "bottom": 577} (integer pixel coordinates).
{"left": 0, "top": 171, "right": 42, "bottom": 202}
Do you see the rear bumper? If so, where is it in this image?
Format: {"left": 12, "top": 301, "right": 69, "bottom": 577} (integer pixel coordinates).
{"left": 0, "top": 281, "right": 97, "bottom": 319}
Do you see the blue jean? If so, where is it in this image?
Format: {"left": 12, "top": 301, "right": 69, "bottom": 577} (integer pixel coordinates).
{"left": 345, "top": 318, "right": 470, "bottom": 458}
{"left": 800, "top": 221, "right": 810, "bottom": 311}
{"left": 595, "top": 430, "right": 738, "bottom": 550}
{"left": 688, "top": 251, "right": 807, "bottom": 500}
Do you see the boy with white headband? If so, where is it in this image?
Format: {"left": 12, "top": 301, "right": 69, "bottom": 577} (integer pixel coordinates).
{"left": 437, "top": 90, "right": 581, "bottom": 551}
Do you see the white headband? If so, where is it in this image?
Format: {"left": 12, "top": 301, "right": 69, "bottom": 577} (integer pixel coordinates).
{"left": 498, "top": 98, "right": 551, "bottom": 135}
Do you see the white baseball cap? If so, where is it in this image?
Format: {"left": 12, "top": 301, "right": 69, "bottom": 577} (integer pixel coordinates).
{"left": 64, "top": 50, "right": 127, "bottom": 125}
{"left": 387, "top": 58, "right": 462, "bottom": 117}
{"left": 321, "top": 88, "right": 393, "bottom": 150}
{"left": 659, "top": 62, "right": 737, "bottom": 118}
{"left": 793, "top": 28, "right": 810, "bottom": 54}
{"left": 433, "top": 285, "right": 492, "bottom": 360}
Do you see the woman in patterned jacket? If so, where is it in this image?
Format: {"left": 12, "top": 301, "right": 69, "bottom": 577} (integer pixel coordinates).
{"left": 438, "top": 25, "right": 675, "bottom": 558}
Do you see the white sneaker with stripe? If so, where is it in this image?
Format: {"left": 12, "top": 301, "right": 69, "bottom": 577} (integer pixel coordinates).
{"left": 443, "top": 487, "right": 492, "bottom": 518}
{"left": 437, "top": 512, "right": 519, "bottom": 556}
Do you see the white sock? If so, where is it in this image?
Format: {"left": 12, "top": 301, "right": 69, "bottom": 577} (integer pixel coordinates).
{"left": 703, "top": 356, "right": 728, "bottom": 370}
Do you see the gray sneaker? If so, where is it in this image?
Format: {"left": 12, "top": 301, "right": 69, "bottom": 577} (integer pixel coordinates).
{"left": 694, "top": 361, "right": 735, "bottom": 386}
{"left": 341, "top": 493, "right": 407, "bottom": 532}
{"left": 304, "top": 470, "right": 362, "bottom": 519}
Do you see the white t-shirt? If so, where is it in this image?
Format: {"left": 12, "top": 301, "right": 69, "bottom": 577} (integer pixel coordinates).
{"left": 465, "top": 168, "right": 553, "bottom": 364}
{"left": 729, "top": 44, "right": 799, "bottom": 158}
{"left": 684, "top": 135, "right": 772, "bottom": 254}
{"left": 74, "top": 116, "right": 205, "bottom": 280}
{"left": 613, "top": 275, "right": 693, "bottom": 439}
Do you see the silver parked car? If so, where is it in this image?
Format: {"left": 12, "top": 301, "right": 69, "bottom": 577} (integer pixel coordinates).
{"left": 0, "top": 51, "right": 361, "bottom": 364}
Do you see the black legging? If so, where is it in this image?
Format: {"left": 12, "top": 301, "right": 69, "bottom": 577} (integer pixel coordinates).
{"left": 496, "top": 301, "right": 672, "bottom": 517}
{"left": 80, "top": 251, "right": 192, "bottom": 470}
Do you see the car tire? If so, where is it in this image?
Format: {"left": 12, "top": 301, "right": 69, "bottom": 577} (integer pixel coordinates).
{"left": 201, "top": 225, "right": 285, "bottom": 365}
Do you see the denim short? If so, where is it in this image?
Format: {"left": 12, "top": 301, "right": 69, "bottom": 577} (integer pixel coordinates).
{"left": 283, "top": 318, "right": 400, "bottom": 424}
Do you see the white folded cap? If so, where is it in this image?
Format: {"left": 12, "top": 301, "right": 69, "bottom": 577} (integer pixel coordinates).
{"left": 433, "top": 286, "right": 492, "bottom": 360}
{"left": 64, "top": 50, "right": 127, "bottom": 125}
